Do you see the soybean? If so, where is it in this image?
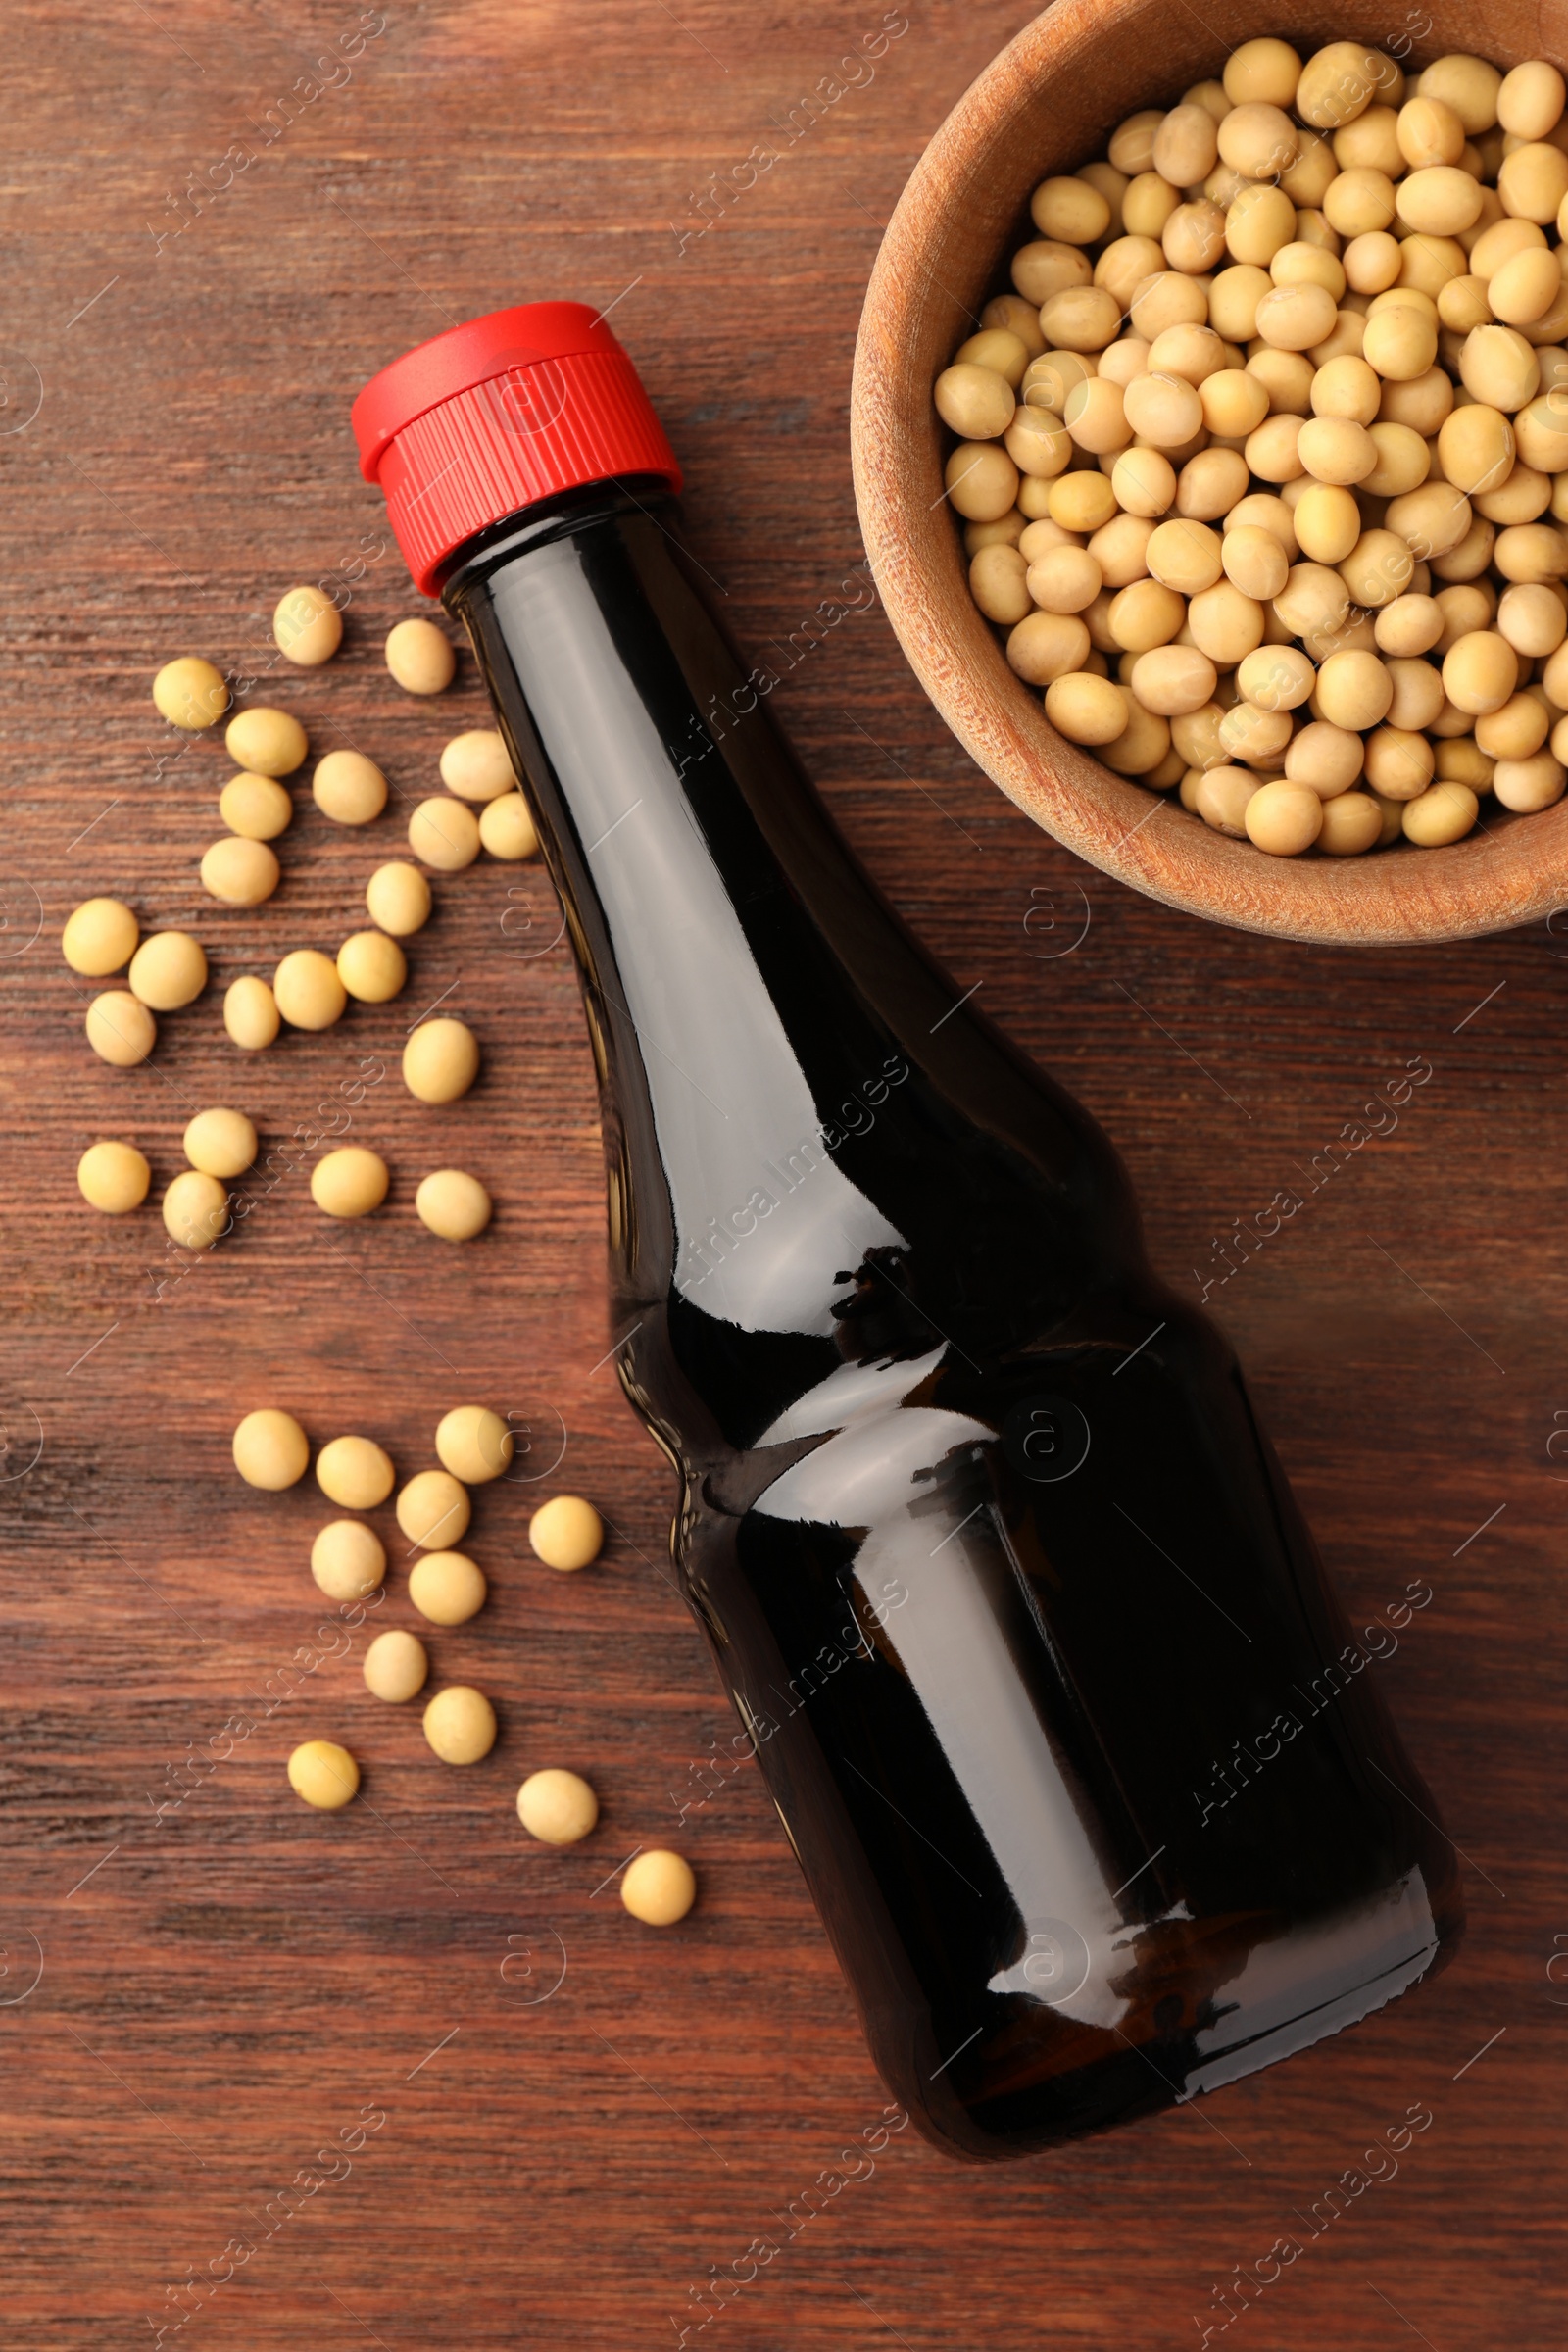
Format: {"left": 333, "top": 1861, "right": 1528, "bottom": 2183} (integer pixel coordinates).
{"left": 422, "top": 1686, "right": 496, "bottom": 1764}
{"left": 435, "top": 1405, "right": 514, "bottom": 1485}
{"left": 415, "top": 1169, "right": 492, "bottom": 1242}
{"left": 201, "top": 837, "right": 280, "bottom": 906}
{"left": 1245, "top": 779, "right": 1324, "bottom": 852}
{"left": 288, "top": 1740, "right": 359, "bottom": 1809}
{"left": 311, "top": 1148, "right": 389, "bottom": 1219}
{"left": 317, "top": 1435, "right": 395, "bottom": 1509}
{"left": 528, "top": 1494, "right": 603, "bottom": 1572}
{"left": 479, "top": 794, "right": 540, "bottom": 860}
{"left": 274, "top": 950, "right": 346, "bottom": 1031}
{"left": 77, "top": 1140, "right": 151, "bottom": 1213}
{"left": 403, "top": 1017, "right": 480, "bottom": 1104}
{"left": 63, "top": 899, "right": 137, "bottom": 978}
{"left": 397, "top": 1470, "right": 471, "bottom": 1551}
{"left": 224, "top": 976, "right": 280, "bottom": 1051}
{"left": 153, "top": 657, "right": 227, "bottom": 731}
{"left": 1404, "top": 781, "right": 1480, "bottom": 841}
{"left": 409, "top": 797, "right": 481, "bottom": 871}
{"left": 386, "top": 619, "right": 457, "bottom": 695}
{"left": 225, "top": 708, "right": 308, "bottom": 777}
{"left": 128, "top": 932, "right": 206, "bottom": 1010}
{"left": 183, "top": 1108, "right": 256, "bottom": 1178}
{"left": 1318, "top": 791, "right": 1386, "bottom": 852}
{"left": 312, "top": 1521, "right": 387, "bottom": 1601}
{"left": 517, "top": 1769, "right": 599, "bottom": 1847}
{"left": 232, "top": 1407, "right": 309, "bottom": 1490}
{"left": 86, "top": 993, "right": 156, "bottom": 1067}
{"left": 163, "top": 1169, "right": 229, "bottom": 1250}
{"left": 337, "top": 932, "right": 407, "bottom": 1004}
{"left": 273, "top": 586, "right": 343, "bottom": 667}
{"left": 364, "top": 1630, "right": 428, "bottom": 1704}
{"left": 314, "top": 751, "right": 387, "bottom": 826}
{"left": 622, "top": 1850, "right": 697, "bottom": 1926}
{"left": 220, "top": 773, "right": 293, "bottom": 841}
{"left": 366, "top": 862, "right": 432, "bottom": 937}
{"left": 409, "top": 1550, "right": 487, "bottom": 1626}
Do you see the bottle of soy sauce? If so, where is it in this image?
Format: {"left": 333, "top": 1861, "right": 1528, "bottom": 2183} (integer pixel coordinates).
{"left": 353, "top": 305, "right": 1461, "bottom": 2160}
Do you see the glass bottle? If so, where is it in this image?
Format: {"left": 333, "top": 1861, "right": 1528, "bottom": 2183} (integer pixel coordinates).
{"left": 356, "top": 309, "right": 1462, "bottom": 2159}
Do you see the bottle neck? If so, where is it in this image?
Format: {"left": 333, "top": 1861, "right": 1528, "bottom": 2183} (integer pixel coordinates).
{"left": 447, "top": 489, "right": 920, "bottom": 1333}
{"left": 443, "top": 486, "right": 1126, "bottom": 1354}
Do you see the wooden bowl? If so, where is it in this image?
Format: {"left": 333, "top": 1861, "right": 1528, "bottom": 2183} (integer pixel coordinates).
{"left": 850, "top": 0, "right": 1568, "bottom": 945}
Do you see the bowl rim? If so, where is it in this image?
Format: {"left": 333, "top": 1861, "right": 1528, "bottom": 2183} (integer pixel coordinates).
{"left": 849, "top": 0, "right": 1568, "bottom": 946}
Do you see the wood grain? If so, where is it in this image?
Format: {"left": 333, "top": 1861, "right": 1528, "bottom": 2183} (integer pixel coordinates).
{"left": 0, "top": 3, "right": 1561, "bottom": 2346}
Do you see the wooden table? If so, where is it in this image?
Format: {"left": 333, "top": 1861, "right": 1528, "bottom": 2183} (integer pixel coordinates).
{"left": 3, "top": 3, "right": 1559, "bottom": 2344}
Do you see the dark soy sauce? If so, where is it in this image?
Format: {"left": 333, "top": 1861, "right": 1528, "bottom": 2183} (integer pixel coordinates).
{"left": 443, "top": 483, "right": 1461, "bottom": 2160}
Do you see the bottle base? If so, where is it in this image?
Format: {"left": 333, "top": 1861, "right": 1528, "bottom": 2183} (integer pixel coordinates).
{"left": 1180, "top": 1873, "right": 1454, "bottom": 2101}
{"left": 894, "top": 1866, "right": 1463, "bottom": 2162}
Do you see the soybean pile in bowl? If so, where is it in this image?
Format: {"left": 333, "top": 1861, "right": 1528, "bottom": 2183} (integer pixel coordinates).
{"left": 851, "top": 0, "right": 1568, "bottom": 943}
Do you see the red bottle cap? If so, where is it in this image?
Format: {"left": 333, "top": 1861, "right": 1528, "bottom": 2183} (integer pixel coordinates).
{"left": 351, "top": 301, "right": 682, "bottom": 596}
